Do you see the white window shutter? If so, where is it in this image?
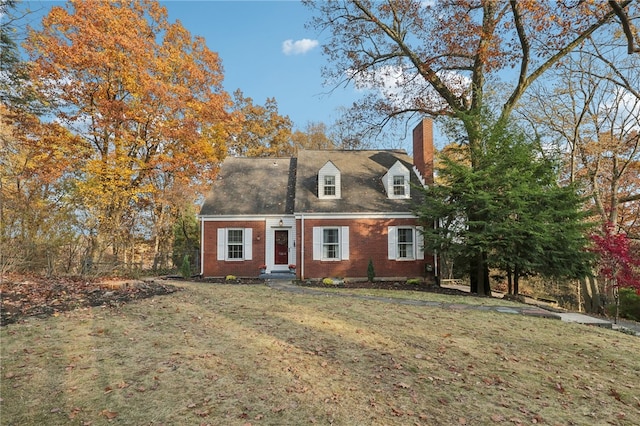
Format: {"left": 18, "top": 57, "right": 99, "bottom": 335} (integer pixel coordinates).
{"left": 244, "top": 228, "right": 253, "bottom": 260}
{"left": 217, "top": 228, "right": 226, "bottom": 260}
{"left": 416, "top": 226, "right": 424, "bottom": 260}
{"left": 387, "top": 226, "right": 396, "bottom": 260}
{"left": 341, "top": 226, "right": 349, "bottom": 260}
{"left": 313, "top": 227, "right": 322, "bottom": 260}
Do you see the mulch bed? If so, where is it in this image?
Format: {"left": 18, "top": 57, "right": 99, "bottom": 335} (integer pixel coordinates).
{"left": 1, "top": 274, "right": 180, "bottom": 326}
{"left": 1, "top": 274, "right": 479, "bottom": 326}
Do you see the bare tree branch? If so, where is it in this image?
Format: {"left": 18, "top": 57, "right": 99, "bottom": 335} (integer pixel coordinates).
{"left": 609, "top": 0, "right": 640, "bottom": 54}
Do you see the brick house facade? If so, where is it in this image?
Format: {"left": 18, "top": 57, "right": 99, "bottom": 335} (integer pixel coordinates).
{"left": 199, "top": 119, "right": 435, "bottom": 281}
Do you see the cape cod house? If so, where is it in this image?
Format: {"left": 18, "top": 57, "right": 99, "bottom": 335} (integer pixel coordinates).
{"left": 199, "top": 119, "right": 435, "bottom": 280}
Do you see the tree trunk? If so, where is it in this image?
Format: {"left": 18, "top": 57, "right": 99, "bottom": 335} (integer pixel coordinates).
{"left": 579, "top": 276, "right": 603, "bottom": 314}
{"left": 513, "top": 264, "right": 520, "bottom": 296}
{"left": 469, "top": 251, "right": 491, "bottom": 295}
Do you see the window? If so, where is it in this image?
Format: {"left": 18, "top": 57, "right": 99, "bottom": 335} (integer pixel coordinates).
{"left": 227, "top": 229, "right": 244, "bottom": 259}
{"left": 217, "top": 227, "right": 253, "bottom": 261}
{"left": 396, "top": 228, "right": 414, "bottom": 259}
{"left": 388, "top": 226, "right": 424, "bottom": 261}
{"left": 323, "top": 228, "right": 340, "bottom": 259}
{"left": 324, "top": 176, "right": 336, "bottom": 196}
{"left": 313, "top": 226, "right": 349, "bottom": 260}
{"left": 393, "top": 176, "right": 405, "bottom": 196}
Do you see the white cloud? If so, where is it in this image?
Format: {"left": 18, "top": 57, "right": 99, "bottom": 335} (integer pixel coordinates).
{"left": 282, "top": 38, "right": 319, "bottom": 55}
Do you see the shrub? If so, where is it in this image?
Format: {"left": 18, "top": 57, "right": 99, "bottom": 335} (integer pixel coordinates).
{"left": 225, "top": 275, "right": 237, "bottom": 281}
{"left": 607, "top": 287, "right": 640, "bottom": 321}
{"left": 406, "top": 278, "right": 422, "bottom": 286}
{"left": 322, "top": 278, "right": 334, "bottom": 286}
{"left": 367, "top": 259, "right": 375, "bottom": 282}
{"left": 180, "top": 255, "right": 191, "bottom": 279}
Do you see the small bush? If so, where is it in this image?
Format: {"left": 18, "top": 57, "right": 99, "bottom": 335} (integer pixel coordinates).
{"left": 607, "top": 287, "right": 640, "bottom": 321}
{"left": 322, "top": 278, "right": 334, "bottom": 286}
{"left": 406, "top": 278, "right": 422, "bottom": 286}
{"left": 225, "top": 275, "right": 237, "bottom": 281}
{"left": 180, "top": 255, "right": 191, "bottom": 279}
{"left": 367, "top": 259, "right": 375, "bottom": 282}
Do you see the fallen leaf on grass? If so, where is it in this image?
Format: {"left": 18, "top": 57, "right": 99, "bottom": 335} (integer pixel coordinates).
{"left": 490, "top": 414, "right": 505, "bottom": 422}
{"left": 100, "top": 409, "right": 118, "bottom": 419}
{"left": 395, "top": 382, "right": 411, "bottom": 389}
{"left": 609, "top": 388, "right": 622, "bottom": 402}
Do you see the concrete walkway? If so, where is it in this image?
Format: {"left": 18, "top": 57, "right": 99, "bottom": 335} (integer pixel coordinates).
{"left": 265, "top": 279, "right": 640, "bottom": 336}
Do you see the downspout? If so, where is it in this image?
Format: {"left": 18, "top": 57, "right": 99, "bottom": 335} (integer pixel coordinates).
{"left": 301, "top": 214, "right": 305, "bottom": 280}
{"left": 199, "top": 217, "right": 204, "bottom": 276}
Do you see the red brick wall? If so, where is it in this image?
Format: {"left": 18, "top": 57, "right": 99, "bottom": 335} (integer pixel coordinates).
{"left": 297, "top": 218, "right": 433, "bottom": 280}
{"left": 412, "top": 118, "right": 434, "bottom": 185}
{"left": 201, "top": 221, "right": 265, "bottom": 277}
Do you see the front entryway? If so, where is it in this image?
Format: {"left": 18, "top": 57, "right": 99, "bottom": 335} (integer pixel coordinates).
{"left": 274, "top": 230, "right": 288, "bottom": 265}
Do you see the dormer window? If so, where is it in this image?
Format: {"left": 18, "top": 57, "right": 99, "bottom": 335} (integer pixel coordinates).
{"left": 393, "top": 175, "right": 405, "bottom": 196}
{"left": 318, "top": 161, "right": 341, "bottom": 199}
{"left": 324, "top": 175, "right": 336, "bottom": 196}
{"left": 383, "top": 160, "right": 410, "bottom": 199}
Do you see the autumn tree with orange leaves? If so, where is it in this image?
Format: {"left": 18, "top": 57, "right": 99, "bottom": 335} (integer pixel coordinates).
{"left": 25, "top": 0, "right": 232, "bottom": 269}
{"left": 305, "top": 0, "right": 639, "bottom": 295}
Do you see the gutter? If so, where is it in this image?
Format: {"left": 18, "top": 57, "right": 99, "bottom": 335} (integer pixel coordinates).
{"left": 301, "top": 214, "right": 305, "bottom": 280}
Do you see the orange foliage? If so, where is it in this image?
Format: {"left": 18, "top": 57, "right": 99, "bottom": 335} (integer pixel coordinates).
{"left": 25, "top": 0, "right": 233, "bottom": 259}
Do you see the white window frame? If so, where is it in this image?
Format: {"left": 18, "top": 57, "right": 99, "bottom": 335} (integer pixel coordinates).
{"left": 217, "top": 227, "right": 253, "bottom": 261}
{"left": 388, "top": 226, "right": 424, "bottom": 261}
{"left": 396, "top": 227, "right": 414, "bottom": 259}
{"left": 313, "top": 226, "right": 349, "bottom": 261}
{"left": 323, "top": 175, "right": 336, "bottom": 196}
{"left": 322, "top": 228, "right": 340, "bottom": 260}
{"left": 393, "top": 175, "right": 406, "bottom": 196}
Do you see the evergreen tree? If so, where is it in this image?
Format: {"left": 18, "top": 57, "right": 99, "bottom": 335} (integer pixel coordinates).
{"left": 417, "top": 120, "right": 594, "bottom": 295}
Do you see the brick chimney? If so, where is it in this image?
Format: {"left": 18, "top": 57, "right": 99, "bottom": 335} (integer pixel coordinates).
{"left": 412, "top": 118, "right": 434, "bottom": 185}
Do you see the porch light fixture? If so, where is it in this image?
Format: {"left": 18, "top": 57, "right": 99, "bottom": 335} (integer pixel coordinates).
{"left": 279, "top": 219, "right": 284, "bottom": 227}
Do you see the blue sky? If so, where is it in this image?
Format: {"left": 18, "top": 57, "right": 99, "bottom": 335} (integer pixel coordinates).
{"left": 161, "top": 1, "right": 355, "bottom": 131}
{"left": 19, "top": 0, "right": 421, "bottom": 150}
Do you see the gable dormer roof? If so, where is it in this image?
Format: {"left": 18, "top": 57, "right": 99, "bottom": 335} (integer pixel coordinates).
{"left": 382, "top": 160, "right": 411, "bottom": 199}
{"left": 318, "top": 160, "right": 341, "bottom": 199}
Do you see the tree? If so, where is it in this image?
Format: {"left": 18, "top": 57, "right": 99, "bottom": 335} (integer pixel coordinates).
{"left": 291, "top": 121, "right": 336, "bottom": 152}
{"left": 522, "top": 36, "right": 640, "bottom": 237}
{"left": 172, "top": 206, "right": 199, "bottom": 271}
{"left": 305, "top": 0, "right": 639, "bottom": 295}
{"left": 1, "top": 1, "right": 87, "bottom": 275}
{"left": 417, "top": 119, "right": 593, "bottom": 296}
{"left": 229, "top": 90, "right": 293, "bottom": 157}
{"left": 25, "top": 0, "right": 231, "bottom": 269}
{"left": 591, "top": 222, "right": 640, "bottom": 322}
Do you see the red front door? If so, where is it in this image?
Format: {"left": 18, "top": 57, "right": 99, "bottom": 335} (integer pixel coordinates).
{"left": 274, "top": 230, "right": 288, "bottom": 265}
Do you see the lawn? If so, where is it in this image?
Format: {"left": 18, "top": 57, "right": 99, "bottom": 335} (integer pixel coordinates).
{"left": 2, "top": 280, "right": 639, "bottom": 425}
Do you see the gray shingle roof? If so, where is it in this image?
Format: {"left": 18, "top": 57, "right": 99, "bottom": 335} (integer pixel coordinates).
{"left": 199, "top": 157, "right": 295, "bottom": 216}
{"left": 295, "top": 150, "right": 422, "bottom": 213}
{"left": 199, "top": 150, "right": 424, "bottom": 216}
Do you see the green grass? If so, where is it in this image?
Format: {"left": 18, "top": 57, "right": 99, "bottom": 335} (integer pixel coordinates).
{"left": 2, "top": 280, "right": 639, "bottom": 425}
